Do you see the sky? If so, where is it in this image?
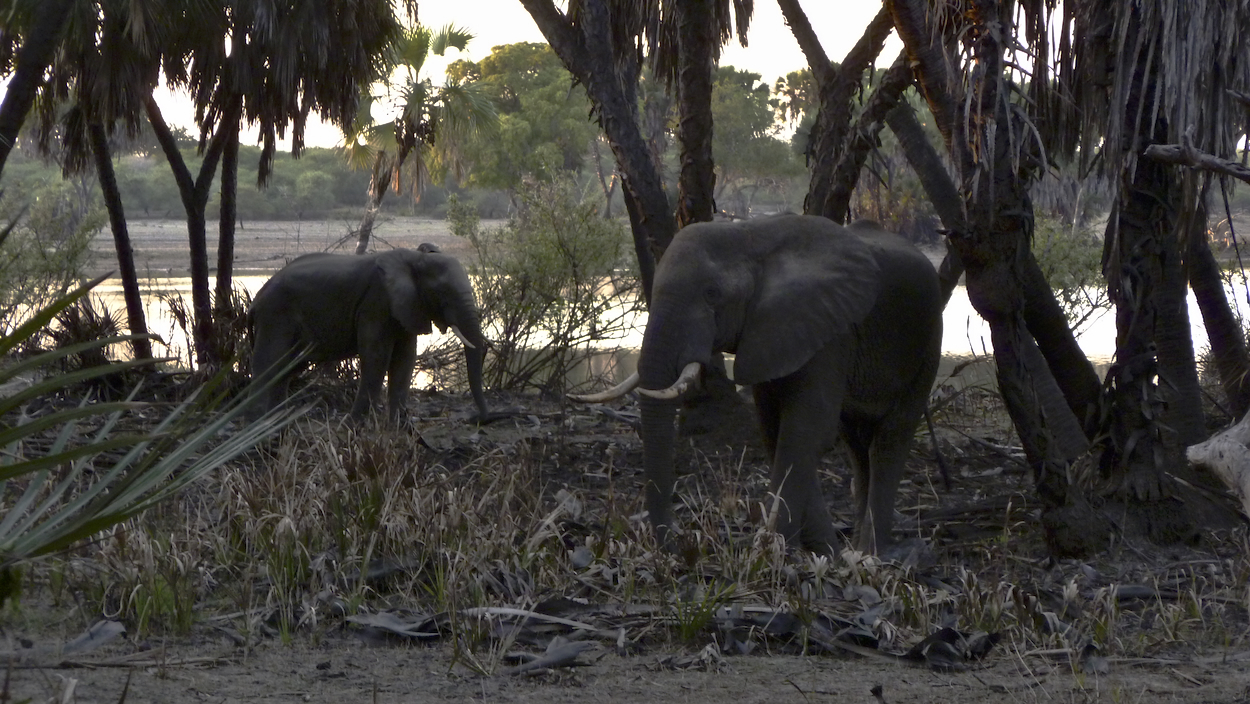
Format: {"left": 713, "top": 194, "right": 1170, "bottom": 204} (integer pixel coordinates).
{"left": 153, "top": 0, "right": 903, "bottom": 149}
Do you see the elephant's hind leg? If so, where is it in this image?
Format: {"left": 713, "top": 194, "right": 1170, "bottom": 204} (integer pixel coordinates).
{"left": 857, "top": 400, "right": 927, "bottom": 553}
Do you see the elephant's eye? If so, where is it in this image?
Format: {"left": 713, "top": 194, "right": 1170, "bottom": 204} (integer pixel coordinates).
{"left": 703, "top": 286, "right": 723, "bottom": 305}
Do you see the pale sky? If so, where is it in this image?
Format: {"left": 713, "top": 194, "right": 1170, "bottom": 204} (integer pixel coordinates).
{"left": 154, "top": 0, "right": 902, "bottom": 149}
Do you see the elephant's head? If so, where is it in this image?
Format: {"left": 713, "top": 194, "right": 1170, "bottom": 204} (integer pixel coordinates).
{"left": 637, "top": 217, "right": 881, "bottom": 391}
{"left": 378, "top": 248, "right": 490, "bottom": 420}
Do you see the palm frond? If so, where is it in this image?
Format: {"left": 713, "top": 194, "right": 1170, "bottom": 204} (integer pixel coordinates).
{"left": 431, "top": 24, "right": 474, "bottom": 57}
{"left": 0, "top": 280, "right": 303, "bottom": 596}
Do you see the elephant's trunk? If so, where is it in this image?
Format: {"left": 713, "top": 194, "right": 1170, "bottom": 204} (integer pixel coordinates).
{"left": 464, "top": 340, "right": 488, "bottom": 420}
{"left": 640, "top": 395, "right": 679, "bottom": 545}
{"left": 636, "top": 302, "right": 702, "bottom": 546}
{"left": 445, "top": 291, "right": 490, "bottom": 421}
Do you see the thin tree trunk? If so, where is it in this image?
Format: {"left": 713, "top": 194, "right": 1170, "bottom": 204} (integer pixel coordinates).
{"left": 675, "top": 0, "right": 716, "bottom": 227}
{"left": 215, "top": 123, "right": 239, "bottom": 314}
{"left": 146, "top": 96, "right": 237, "bottom": 369}
{"left": 0, "top": 0, "right": 74, "bottom": 178}
{"left": 777, "top": 2, "right": 893, "bottom": 219}
{"left": 1020, "top": 250, "right": 1104, "bottom": 437}
{"left": 885, "top": 104, "right": 966, "bottom": 300}
{"left": 1189, "top": 201, "right": 1250, "bottom": 419}
{"left": 591, "top": 138, "right": 616, "bottom": 217}
{"left": 88, "top": 121, "right": 151, "bottom": 360}
{"left": 521, "top": 0, "right": 674, "bottom": 303}
{"left": 823, "top": 55, "right": 912, "bottom": 223}
{"left": 355, "top": 151, "right": 391, "bottom": 255}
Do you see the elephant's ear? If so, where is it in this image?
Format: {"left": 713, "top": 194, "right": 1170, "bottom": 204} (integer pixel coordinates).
{"left": 732, "top": 231, "right": 881, "bottom": 385}
{"left": 378, "top": 253, "right": 434, "bottom": 335}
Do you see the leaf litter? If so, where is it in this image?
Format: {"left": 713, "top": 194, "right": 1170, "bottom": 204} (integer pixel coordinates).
{"left": 3, "top": 385, "right": 1249, "bottom": 702}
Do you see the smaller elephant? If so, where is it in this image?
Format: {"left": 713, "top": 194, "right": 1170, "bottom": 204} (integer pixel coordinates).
{"left": 573, "top": 215, "right": 942, "bottom": 554}
{"left": 249, "top": 246, "right": 489, "bottom": 421}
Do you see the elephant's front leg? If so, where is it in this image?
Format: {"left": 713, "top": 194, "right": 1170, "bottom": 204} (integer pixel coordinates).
{"left": 385, "top": 333, "right": 418, "bottom": 422}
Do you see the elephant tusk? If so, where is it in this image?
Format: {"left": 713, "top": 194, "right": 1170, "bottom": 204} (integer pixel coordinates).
{"left": 450, "top": 325, "right": 476, "bottom": 349}
{"left": 567, "top": 372, "right": 640, "bottom": 403}
{"left": 637, "top": 362, "right": 702, "bottom": 400}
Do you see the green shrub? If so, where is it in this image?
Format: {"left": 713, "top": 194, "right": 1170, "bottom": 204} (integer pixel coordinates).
{"left": 0, "top": 183, "right": 101, "bottom": 333}
{"left": 1032, "top": 216, "right": 1110, "bottom": 335}
{"left": 448, "top": 180, "right": 642, "bottom": 395}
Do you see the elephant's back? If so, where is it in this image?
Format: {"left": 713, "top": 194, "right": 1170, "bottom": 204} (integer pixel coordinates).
{"left": 249, "top": 253, "right": 377, "bottom": 360}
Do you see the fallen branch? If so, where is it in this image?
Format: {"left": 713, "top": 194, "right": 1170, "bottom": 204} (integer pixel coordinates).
{"left": 1186, "top": 412, "right": 1250, "bottom": 518}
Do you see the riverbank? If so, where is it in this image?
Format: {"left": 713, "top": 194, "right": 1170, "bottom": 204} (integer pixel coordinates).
{"left": 86, "top": 216, "right": 485, "bottom": 278}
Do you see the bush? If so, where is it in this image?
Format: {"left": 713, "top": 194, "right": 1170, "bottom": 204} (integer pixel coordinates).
{"left": 447, "top": 180, "right": 642, "bottom": 395}
{"left": 1032, "top": 215, "right": 1110, "bottom": 336}
{"left": 0, "top": 183, "right": 101, "bottom": 333}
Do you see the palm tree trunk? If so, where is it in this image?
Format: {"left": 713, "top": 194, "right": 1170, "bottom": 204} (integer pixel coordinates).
{"left": 889, "top": 0, "right": 1101, "bottom": 559}
{"left": 215, "top": 124, "right": 239, "bottom": 314}
{"left": 1189, "top": 203, "right": 1250, "bottom": 419}
{"left": 675, "top": 0, "right": 716, "bottom": 227}
{"left": 355, "top": 152, "right": 391, "bottom": 255}
{"left": 88, "top": 120, "right": 151, "bottom": 360}
{"left": 0, "top": 0, "right": 74, "bottom": 179}
{"left": 1153, "top": 210, "right": 1206, "bottom": 445}
{"left": 146, "top": 96, "right": 237, "bottom": 369}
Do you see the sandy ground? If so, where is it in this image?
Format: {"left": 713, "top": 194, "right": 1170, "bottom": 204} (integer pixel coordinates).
{"left": 87, "top": 216, "right": 482, "bottom": 279}
{"left": 7, "top": 635, "right": 1250, "bottom": 703}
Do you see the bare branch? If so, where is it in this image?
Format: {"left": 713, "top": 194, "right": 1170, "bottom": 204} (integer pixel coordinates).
{"left": 776, "top": 0, "right": 834, "bottom": 86}
{"left": 1144, "top": 144, "right": 1250, "bottom": 186}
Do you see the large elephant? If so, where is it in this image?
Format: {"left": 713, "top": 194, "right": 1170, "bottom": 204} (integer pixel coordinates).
{"left": 249, "top": 246, "right": 489, "bottom": 421}
{"left": 576, "top": 215, "right": 942, "bottom": 554}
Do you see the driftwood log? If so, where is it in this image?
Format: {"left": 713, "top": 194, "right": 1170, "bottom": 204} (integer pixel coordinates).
{"left": 1187, "top": 414, "right": 1250, "bottom": 518}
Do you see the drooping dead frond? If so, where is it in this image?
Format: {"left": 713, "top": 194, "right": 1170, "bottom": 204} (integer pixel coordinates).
{"left": 1023, "top": 0, "right": 1250, "bottom": 177}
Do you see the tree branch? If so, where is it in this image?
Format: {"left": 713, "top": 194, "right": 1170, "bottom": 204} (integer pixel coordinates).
{"left": 776, "top": 0, "right": 834, "bottom": 86}
{"left": 1144, "top": 143, "right": 1250, "bottom": 186}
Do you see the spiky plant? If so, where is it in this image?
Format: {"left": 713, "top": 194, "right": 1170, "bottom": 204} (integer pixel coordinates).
{"left": 0, "top": 272, "right": 300, "bottom": 606}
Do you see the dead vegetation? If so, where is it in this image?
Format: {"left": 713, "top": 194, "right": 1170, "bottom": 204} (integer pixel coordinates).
{"left": 2, "top": 361, "right": 1248, "bottom": 702}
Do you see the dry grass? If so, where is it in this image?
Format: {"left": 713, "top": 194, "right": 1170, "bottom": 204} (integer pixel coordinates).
{"left": 13, "top": 383, "right": 1247, "bottom": 679}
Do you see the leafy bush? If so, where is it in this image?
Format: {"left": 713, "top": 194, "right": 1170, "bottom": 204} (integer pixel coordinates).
{"left": 448, "top": 180, "right": 642, "bottom": 395}
{"left": 0, "top": 183, "right": 100, "bottom": 332}
{"left": 1032, "top": 216, "right": 1110, "bottom": 336}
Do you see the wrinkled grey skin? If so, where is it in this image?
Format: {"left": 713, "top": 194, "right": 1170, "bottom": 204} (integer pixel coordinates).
{"left": 249, "top": 247, "right": 488, "bottom": 421}
{"left": 638, "top": 215, "right": 942, "bottom": 554}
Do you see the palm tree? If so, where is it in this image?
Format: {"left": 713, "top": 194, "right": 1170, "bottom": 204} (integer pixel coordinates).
{"left": 342, "top": 24, "right": 498, "bottom": 255}
{"left": 0, "top": 0, "right": 75, "bottom": 178}
{"left": 879, "top": 0, "right": 1250, "bottom": 552}
{"left": 10, "top": 0, "right": 171, "bottom": 361}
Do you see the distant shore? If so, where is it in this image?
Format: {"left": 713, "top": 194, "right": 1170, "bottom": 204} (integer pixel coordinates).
{"left": 87, "top": 216, "right": 485, "bottom": 279}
